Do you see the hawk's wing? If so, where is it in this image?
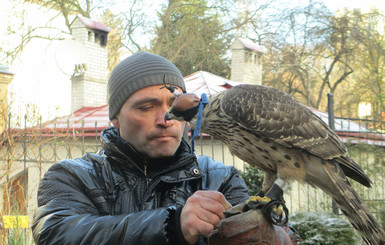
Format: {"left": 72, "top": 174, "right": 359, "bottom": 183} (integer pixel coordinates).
{"left": 220, "top": 84, "right": 370, "bottom": 185}
{"left": 221, "top": 84, "right": 344, "bottom": 159}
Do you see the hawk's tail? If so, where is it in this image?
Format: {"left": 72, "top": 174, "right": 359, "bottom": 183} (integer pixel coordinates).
{"left": 307, "top": 159, "right": 385, "bottom": 245}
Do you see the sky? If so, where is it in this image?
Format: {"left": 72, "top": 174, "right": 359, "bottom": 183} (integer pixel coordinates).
{"left": 1, "top": 0, "right": 384, "bottom": 125}
{"left": 324, "top": 0, "right": 384, "bottom": 12}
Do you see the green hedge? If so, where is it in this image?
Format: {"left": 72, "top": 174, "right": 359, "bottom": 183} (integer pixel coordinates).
{"left": 239, "top": 163, "right": 264, "bottom": 196}
{"left": 290, "top": 212, "right": 360, "bottom": 245}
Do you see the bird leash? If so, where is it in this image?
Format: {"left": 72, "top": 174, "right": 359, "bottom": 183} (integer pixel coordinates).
{"left": 190, "top": 93, "right": 209, "bottom": 153}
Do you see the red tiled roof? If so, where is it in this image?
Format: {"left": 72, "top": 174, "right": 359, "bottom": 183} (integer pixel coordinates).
{"left": 75, "top": 15, "right": 111, "bottom": 33}
{"left": 238, "top": 38, "right": 265, "bottom": 53}
{"left": 34, "top": 105, "right": 111, "bottom": 137}
{"left": 184, "top": 71, "right": 244, "bottom": 96}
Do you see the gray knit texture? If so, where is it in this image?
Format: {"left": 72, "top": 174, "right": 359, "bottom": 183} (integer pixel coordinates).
{"left": 108, "top": 51, "right": 186, "bottom": 119}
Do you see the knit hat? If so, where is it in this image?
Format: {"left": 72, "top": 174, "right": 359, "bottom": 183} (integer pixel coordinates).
{"left": 108, "top": 51, "right": 186, "bottom": 119}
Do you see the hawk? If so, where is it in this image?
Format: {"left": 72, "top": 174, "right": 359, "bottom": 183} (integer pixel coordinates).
{"left": 164, "top": 84, "right": 385, "bottom": 245}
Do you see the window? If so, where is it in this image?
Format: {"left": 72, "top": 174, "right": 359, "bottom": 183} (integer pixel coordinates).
{"left": 95, "top": 32, "right": 99, "bottom": 44}
{"left": 3, "top": 173, "right": 28, "bottom": 214}
{"left": 100, "top": 34, "right": 106, "bottom": 46}
{"left": 88, "top": 31, "right": 92, "bottom": 41}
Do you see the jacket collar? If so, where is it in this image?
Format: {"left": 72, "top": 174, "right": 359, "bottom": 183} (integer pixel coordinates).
{"left": 100, "top": 127, "right": 200, "bottom": 179}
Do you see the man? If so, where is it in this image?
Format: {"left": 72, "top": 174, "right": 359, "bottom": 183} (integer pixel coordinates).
{"left": 32, "top": 51, "right": 294, "bottom": 244}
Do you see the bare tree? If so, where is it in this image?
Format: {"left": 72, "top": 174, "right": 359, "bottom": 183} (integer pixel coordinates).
{"left": 150, "top": 0, "right": 271, "bottom": 76}
{"left": 348, "top": 9, "right": 385, "bottom": 119}
{"left": 98, "top": 10, "right": 127, "bottom": 73}
{"left": 26, "top": 0, "right": 92, "bottom": 32}
{"left": 1, "top": 0, "right": 72, "bottom": 65}
{"left": 262, "top": 1, "right": 361, "bottom": 110}
{"left": 0, "top": 0, "right": 135, "bottom": 76}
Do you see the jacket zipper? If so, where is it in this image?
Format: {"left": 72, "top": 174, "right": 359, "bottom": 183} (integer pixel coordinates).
{"left": 126, "top": 144, "right": 149, "bottom": 178}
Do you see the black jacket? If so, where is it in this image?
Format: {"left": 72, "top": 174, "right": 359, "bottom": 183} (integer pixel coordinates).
{"left": 32, "top": 127, "right": 249, "bottom": 244}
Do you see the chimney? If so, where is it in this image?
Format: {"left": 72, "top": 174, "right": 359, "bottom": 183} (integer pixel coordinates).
{"left": 70, "top": 15, "right": 110, "bottom": 112}
{"left": 230, "top": 38, "right": 264, "bottom": 85}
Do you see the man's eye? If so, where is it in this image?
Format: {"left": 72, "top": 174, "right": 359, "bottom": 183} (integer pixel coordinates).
{"left": 168, "top": 99, "right": 176, "bottom": 108}
{"left": 138, "top": 106, "right": 152, "bottom": 111}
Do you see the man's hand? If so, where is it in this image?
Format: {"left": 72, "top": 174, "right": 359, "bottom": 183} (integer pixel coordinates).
{"left": 180, "top": 190, "right": 232, "bottom": 244}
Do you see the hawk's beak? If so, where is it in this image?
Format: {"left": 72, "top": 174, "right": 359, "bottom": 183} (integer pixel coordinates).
{"left": 164, "top": 111, "right": 173, "bottom": 122}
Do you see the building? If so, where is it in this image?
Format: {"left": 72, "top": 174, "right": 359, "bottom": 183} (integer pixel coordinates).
{"left": 0, "top": 65, "right": 14, "bottom": 132}
{"left": 0, "top": 15, "right": 110, "bottom": 231}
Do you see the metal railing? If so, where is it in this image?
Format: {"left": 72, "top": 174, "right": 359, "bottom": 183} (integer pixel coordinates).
{"left": 1, "top": 111, "right": 385, "bottom": 243}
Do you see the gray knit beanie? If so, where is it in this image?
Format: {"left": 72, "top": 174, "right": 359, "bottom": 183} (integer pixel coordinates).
{"left": 108, "top": 51, "right": 186, "bottom": 119}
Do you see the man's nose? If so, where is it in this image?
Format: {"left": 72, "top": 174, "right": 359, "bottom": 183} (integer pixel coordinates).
{"left": 156, "top": 107, "right": 174, "bottom": 127}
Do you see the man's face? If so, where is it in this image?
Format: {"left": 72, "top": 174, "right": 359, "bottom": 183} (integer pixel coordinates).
{"left": 111, "top": 85, "right": 185, "bottom": 159}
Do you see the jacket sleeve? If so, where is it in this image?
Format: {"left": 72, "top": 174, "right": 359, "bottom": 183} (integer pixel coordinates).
{"left": 196, "top": 155, "right": 250, "bottom": 206}
{"left": 32, "top": 160, "right": 174, "bottom": 245}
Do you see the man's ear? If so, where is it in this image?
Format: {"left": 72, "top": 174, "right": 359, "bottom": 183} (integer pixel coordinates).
{"left": 111, "top": 118, "right": 120, "bottom": 128}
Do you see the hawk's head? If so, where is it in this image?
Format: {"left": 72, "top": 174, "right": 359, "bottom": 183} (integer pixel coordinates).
{"left": 164, "top": 93, "right": 201, "bottom": 122}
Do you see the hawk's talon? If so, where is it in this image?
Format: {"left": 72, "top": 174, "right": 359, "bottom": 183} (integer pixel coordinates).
{"left": 245, "top": 184, "right": 288, "bottom": 227}
{"left": 246, "top": 195, "right": 283, "bottom": 216}
{"left": 272, "top": 206, "right": 283, "bottom": 216}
